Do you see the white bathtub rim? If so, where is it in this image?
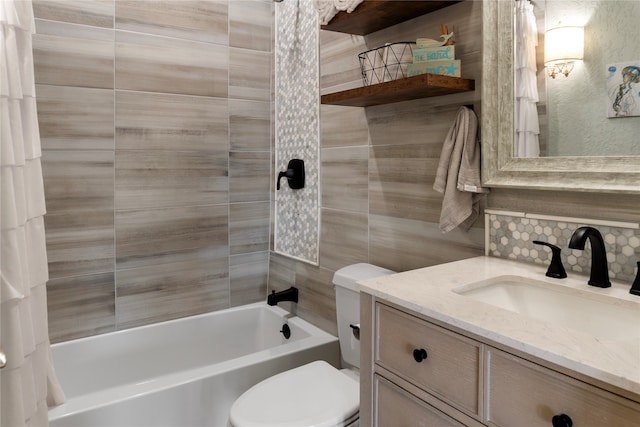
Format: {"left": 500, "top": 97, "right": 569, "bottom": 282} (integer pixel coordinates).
{"left": 51, "top": 302, "right": 296, "bottom": 350}
{"left": 48, "top": 335, "right": 335, "bottom": 421}
{"left": 48, "top": 304, "right": 337, "bottom": 422}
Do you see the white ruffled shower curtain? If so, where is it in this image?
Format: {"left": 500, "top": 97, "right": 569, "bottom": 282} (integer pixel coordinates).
{"left": 514, "top": 0, "right": 540, "bottom": 158}
{"left": 1, "top": 1, "right": 65, "bottom": 425}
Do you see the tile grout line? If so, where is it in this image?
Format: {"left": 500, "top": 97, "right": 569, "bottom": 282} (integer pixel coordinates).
{"left": 486, "top": 209, "right": 639, "bottom": 230}
{"left": 112, "top": 3, "right": 118, "bottom": 331}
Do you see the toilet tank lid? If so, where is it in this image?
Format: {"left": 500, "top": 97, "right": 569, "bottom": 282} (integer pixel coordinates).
{"left": 333, "top": 263, "right": 395, "bottom": 291}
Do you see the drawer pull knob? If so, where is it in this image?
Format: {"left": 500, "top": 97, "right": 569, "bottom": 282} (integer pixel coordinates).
{"left": 412, "top": 348, "right": 428, "bottom": 363}
{"left": 551, "top": 414, "right": 573, "bottom": 427}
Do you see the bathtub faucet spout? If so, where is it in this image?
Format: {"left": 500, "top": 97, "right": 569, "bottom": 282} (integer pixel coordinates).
{"left": 267, "top": 287, "right": 299, "bottom": 306}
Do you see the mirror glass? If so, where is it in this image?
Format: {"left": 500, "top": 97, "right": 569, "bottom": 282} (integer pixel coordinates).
{"left": 481, "top": 0, "right": 640, "bottom": 193}
{"left": 517, "top": 0, "right": 640, "bottom": 157}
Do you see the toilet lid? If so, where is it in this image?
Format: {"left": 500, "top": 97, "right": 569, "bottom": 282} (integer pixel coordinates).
{"left": 229, "top": 360, "right": 359, "bottom": 427}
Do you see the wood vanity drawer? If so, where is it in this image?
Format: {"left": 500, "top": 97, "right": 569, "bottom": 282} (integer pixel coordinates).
{"left": 375, "top": 303, "right": 482, "bottom": 416}
{"left": 486, "top": 348, "right": 640, "bottom": 427}
{"left": 375, "top": 375, "right": 466, "bottom": 427}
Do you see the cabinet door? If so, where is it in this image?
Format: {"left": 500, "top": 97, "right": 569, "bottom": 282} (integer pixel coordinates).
{"left": 486, "top": 348, "right": 640, "bottom": 427}
{"left": 376, "top": 303, "right": 481, "bottom": 416}
{"left": 375, "top": 375, "right": 466, "bottom": 427}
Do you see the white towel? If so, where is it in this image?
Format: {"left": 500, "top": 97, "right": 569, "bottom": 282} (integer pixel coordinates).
{"left": 433, "top": 106, "right": 488, "bottom": 233}
{"left": 314, "top": 0, "right": 338, "bottom": 25}
{"left": 313, "top": 0, "right": 364, "bottom": 25}
{"left": 334, "top": 0, "right": 363, "bottom": 13}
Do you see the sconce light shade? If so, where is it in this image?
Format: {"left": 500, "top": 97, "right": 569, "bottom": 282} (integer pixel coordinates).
{"left": 544, "top": 26, "right": 584, "bottom": 78}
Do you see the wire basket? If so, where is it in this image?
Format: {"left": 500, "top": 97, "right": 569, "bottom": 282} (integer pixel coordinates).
{"left": 358, "top": 42, "right": 416, "bottom": 86}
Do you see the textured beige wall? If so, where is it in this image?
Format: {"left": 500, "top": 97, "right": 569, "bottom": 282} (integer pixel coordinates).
{"left": 546, "top": 0, "right": 640, "bottom": 156}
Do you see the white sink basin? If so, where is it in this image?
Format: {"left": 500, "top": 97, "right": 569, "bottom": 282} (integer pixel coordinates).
{"left": 453, "top": 275, "right": 640, "bottom": 342}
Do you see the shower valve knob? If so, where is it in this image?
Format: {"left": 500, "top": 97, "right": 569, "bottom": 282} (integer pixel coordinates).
{"left": 277, "top": 159, "right": 305, "bottom": 190}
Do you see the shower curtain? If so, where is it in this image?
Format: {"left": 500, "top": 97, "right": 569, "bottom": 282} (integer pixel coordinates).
{"left": 514, "top": 0, "right": 540, "bottom": 157}
{"left": 1, "top": 0, "right": 65, "bottom": 425}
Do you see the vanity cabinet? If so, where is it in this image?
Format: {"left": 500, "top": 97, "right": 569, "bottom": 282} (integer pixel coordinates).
{"left": 361, "top": 295, "right": 640, "bottom": 427}
{"left": 375, "top": 375, "right": 466, "bottom": 427}
{"left": 375, "top": 303, "right": 481, "bottom": 417}
{"left": 486, "top": 348, "right": 640, "bottom": 427}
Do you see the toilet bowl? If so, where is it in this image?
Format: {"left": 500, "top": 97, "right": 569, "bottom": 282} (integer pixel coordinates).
{"left": 228, "top": 263, "right": 395, "bottom": 427}
{"left": 228, "top": 361, "right": 359, "bottom": 427}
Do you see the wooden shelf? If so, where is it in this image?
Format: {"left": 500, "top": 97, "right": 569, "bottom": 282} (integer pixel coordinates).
{"left": 320, "top": 0, "right": 472, "bottom": 107}
{"left": 321, "top": 74, "right": 475, "bottom": 107}
{"left": 321, "top": 1, "right": 462, "bottom": 35}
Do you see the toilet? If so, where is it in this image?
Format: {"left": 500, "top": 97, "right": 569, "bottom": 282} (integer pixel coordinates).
{"left": 228, "top": 263, "right": 395, "bottom": 427}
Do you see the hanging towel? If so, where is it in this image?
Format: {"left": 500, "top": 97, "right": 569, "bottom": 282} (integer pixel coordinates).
{"left": 314, "top": 0, "right": 338, "bottom": 25}
{"left": 334, "top": 0, "right": 362, "bottom": 13}
{"left": 313, "top": 0, "right": 364, "bottom": 25}
{"left": 433, "top": 106, "right": 489, "bottom": 233}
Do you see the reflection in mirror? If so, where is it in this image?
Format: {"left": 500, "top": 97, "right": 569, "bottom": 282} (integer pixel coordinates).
{"left": 515, "top": 0, "right": 640, "bottom": 158}
{"left": 514, "top": 0, "right": 542, "bottom": 157}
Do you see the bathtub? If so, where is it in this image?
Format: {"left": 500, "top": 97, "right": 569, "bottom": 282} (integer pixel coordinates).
{"left": 48, "top": 303, "right": 340, "bottom": 427}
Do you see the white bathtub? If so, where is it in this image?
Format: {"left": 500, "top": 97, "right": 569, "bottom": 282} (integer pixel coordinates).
{"left": 48, "top": 303, "right": 340, "bottom": 427}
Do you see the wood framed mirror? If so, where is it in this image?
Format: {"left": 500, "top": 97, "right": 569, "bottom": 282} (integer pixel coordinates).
{"left": 481, "top": 0, "right": 640, "bottom": 194}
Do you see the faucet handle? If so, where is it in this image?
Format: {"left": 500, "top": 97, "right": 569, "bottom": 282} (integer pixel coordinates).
{"left": 631, "top": 261, "right": 640, "bottom": 296}
{"left": 533, "top": 241, "right": 567, "bottom": 279}
{"left": 276, "top": 159, "right": 305, "bottom": 191}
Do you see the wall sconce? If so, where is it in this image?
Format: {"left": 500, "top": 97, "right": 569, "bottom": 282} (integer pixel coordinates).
{"left": 544, "top": 26, "right": 584, "bottom": 79}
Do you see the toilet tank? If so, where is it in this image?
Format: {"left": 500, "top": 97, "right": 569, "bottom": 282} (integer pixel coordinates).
{"left": 333, "top": 263, "right": 395, "bottom": 368}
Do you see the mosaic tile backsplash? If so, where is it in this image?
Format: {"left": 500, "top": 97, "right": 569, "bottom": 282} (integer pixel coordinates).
{"left": 487, "top": 211, "right": 640, "bottom": 282}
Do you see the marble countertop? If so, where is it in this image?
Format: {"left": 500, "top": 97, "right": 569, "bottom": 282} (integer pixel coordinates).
{"left": 358, "top": 256, "right": 640, "bottom": 396}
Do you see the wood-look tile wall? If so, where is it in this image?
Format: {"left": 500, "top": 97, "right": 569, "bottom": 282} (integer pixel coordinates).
{"left": 269, "top": 1, "right": 486, "bottom": 336}
{"left": 35, "top": 0, "right": 273, "bottom": 342}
